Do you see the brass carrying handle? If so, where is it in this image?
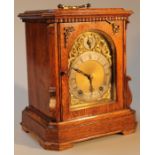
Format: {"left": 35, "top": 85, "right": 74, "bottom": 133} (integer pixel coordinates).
{"left": 57, "top": 3, "right": 91, "bottom": 9}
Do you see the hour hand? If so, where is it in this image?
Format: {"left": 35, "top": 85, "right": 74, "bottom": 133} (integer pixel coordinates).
{"left": 71, "top": 67, "right": 90, "bottom": 78}
{"left": 89, "top": 76, "right": 93, "bottom": 93}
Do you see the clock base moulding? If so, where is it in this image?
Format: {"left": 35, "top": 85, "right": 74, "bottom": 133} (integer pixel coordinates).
{"left": 21, "top": 107, "right": 137, "bottom": 151}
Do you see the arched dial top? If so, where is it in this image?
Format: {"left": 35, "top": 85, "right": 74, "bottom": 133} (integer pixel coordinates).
{"left": 68, "top": 31, "right": 113, "bottom": 106}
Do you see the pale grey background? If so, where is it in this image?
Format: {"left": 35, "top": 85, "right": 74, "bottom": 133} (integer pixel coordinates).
{"left": 15, "top": 0, "right": 140, "bottom": 154}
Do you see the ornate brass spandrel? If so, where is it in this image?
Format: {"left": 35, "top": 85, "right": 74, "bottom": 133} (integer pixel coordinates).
{"left": 105, "top": 20, "right": 120, "bottom": 34}
{"left": 64, "top": 26, "right": 75, "bottom": 48}
{"left": 68, "top": 31, "right": 112, "bottom": 68}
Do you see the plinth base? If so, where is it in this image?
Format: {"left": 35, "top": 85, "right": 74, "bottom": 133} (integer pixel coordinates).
{"left": 21, "top": 107, "right": 137, "bottom": 151}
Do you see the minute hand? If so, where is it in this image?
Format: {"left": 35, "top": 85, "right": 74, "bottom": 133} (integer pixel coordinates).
{"left": 89, "top": 76, "right": 93, "bottom": 93}
{"left": 72, "top": 67, "right": 90, "bottom": 78}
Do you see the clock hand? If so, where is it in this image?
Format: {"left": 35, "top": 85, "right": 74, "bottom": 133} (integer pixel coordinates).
{"left": 72, "top": 67, "right": 90, "bottom": 79}
{"left": 89, "top": 75, "right": 93, "bottom": 93}
{"left": 72, "top": 67, "right": 93, "bottom": 92}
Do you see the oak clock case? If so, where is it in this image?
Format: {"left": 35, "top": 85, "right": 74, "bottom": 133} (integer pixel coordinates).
{"left": 18, "top": 5, "right": 137, "bottom": 151}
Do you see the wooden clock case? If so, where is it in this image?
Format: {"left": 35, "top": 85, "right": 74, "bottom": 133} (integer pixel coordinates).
{"left": 18, "top": 8, "right": 137, "bottom": 150}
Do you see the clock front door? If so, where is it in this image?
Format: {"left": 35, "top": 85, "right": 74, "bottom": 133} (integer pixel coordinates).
{"left": 59, "top": 21, "right": 125, "bottom": 120}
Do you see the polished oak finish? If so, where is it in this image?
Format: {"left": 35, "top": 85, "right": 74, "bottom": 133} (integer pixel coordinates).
{"left": 18, "top": 8, "right": 137, "bottom": 151}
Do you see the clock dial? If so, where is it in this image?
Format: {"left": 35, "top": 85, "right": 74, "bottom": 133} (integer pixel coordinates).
{"left": 69, "top": 52, "right": 111, "bottom": 102}
{"left": 68, "top": 31, "right": 115, "bottom": 107}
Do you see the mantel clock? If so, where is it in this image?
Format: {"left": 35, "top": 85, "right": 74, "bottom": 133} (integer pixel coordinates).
{"left": 18, "top": 4, "right": 137, "bottom": 150}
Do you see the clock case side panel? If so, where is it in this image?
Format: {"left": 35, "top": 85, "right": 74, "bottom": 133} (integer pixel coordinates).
{"left": 22, "top": 22, "right": 59, "bottom": 121}
{"left": 60, "top": 21, "right": 125, "bottom": 120}
{"left": 47, "top": 23, "right": 62, "bottom": 122}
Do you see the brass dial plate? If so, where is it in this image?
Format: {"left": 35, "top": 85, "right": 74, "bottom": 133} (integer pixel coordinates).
{"left": 68, "top": 31, "right": 114, "bottom": 108}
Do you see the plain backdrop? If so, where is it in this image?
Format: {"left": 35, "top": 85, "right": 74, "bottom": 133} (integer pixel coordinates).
{"left": 15, "top": 0, "right": 140, "bottom": 155}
